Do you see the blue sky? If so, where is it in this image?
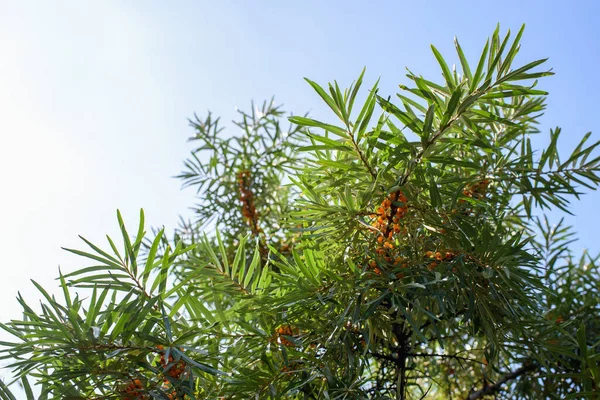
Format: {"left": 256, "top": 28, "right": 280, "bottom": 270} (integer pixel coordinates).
{"left": 0, "top": 0, "right": 598, "bottom": 386}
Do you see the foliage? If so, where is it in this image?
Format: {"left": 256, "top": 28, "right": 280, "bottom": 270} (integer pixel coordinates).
{"left": 1, "top": 25, "right": 599, "bottom": 399}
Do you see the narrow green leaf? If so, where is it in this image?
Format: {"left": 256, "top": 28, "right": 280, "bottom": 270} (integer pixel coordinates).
{"left": 441, "top": 86, "right": 463, "bottom": 126}
{"left": 304, "top": 78, "right": 342, "bottom": 119}
{"left": 497, "top": 59, "right": 550, "bottom": 84}
{"left": 348, "top": 67, "right": 366, "bottom": 116}
{"left": 431, "top": 45, "right": 455, "bottom": 90}
{"left": 142, "top": 228, "right": 164, "bottom": 287}
{"left": 117, "top": 210, "right": 137, "bottom": 276}
{"left": 244, "top": 240, "right": 261, "bottom": 288}
{"left": 454, "top": 37, "right": 472, "bottom": 82}
{"left": 422, "top": 104, "right": 435, "bottom": 138}
{"left": 471, "top": 39, "right": 489, "bottom": 91}
{"left": 499, "top": 24, "right": 525, "bottom": 76}
{"left": 288, "top": 116, "right": 347, "bottom": 138}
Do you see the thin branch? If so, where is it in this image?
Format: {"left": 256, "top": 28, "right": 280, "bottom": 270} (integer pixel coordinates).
{"left": 345, "top": 121, "right": 377, "bottom": 180}
{"left": 371, "top": 352, "right": 398, "bottom": 363}
{"left": 466, "top": 363, "right": 538, "bottom": 400}
{"left": 396, "top": 113, "right": 462, "bottom": 187}
{"left": 408, "top": 353, "right": 484, "bottom": 365}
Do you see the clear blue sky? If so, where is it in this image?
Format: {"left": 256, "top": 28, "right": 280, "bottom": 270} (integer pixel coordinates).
{"left": 0, "top": 0, "right": 598, "bottom": 374}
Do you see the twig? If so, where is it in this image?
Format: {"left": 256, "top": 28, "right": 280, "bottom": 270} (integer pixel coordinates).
{"left": 345, "top": 121, "right": 377, "bottom": 180}
{"left": 466, "top": 363, "right": 538, "bottom": 400}
{"left": 408, "top": 353, "right": 484, "bottom": 365}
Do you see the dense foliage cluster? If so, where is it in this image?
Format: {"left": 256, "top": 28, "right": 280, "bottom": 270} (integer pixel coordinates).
{"left": 1, "top": 26, "right": 599, "bottom": 399}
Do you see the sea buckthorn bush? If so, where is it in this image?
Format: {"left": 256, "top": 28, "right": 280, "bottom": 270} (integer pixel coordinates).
{"left": 1, "top": 26, "right": 600, "bottom": 400}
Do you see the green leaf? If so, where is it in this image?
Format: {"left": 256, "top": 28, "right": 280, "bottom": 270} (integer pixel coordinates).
{"left": 117, "top": 210, "right": 138, "bottom": 276}
{"left": 0, "top": 380, "right": 17, "bottom": 400}
{"left": 431, "top": 45, "right": 455, "bottom": 90}
{"left": 471, "top": 39, "right": 489, "bottom": 91}
{"left": 377, "top": 96, "right": 423, "bottom": 134}
{"left": 454, "top": 37, "right": 472, "bottom": 82}
{"left": 497, "top": 58, "right": 550, "bottom": 84}
{"left": 422, "top": 104, "right": 435, "bottom": 139}
{"left": 499, "top": 24, "right": 525, "bottom": 76}
{"left": 304, "top": 78, "right": 342, "bottom": 120}
{"left": 441, "top": 86, "right": 463, "bottom": 126}
{"left": 142, "top": 228, "right": 164, "bottom": 287}
{"left": 348, "top": 67, "right": 366, "bottom": 116}
{"left": 288, "top": 116, "right": 347, "bottom": 137}
{"left": 244, "top": 240, "right": 261, "bottom": 288}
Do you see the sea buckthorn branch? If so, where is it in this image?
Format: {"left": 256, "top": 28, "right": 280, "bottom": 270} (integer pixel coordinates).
{"left": 467, "top": 362, "right": 538, "bottom": 400}
{"left": 236, "top": 168, "right": 274, "bottom": 263}
{"left": 390, "top": 59, "right": 548, "bottom": 190}
{"left": 213, "top": 266, "right": 251, "bottom": 295}
{"left": 296, "top": 74, "right": 379, "bottom": 181}
{"left": 394, "top": 111, "right": 465, "bottom": 188}
{"left": 407, "top": 352, "right": 485, "bottom": 365}
{"left": 365, "top": 190, "right": 410, "bottom": 275}
{"left": 344, "top": 120, "right": 378, "bottom": 181}
{"left": 237, "top": 169, "right": 262, "bottom": 237}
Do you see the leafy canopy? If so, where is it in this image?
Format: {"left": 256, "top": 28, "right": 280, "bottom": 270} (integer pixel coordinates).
{"left": 1, "top": 25, "right": 599, "bottom": 400}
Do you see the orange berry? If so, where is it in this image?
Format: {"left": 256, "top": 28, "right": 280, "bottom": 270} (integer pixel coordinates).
{"left": 383, "top": 241, "right": 394, "bottom": 249}
{"left": 425, "top": 251, "right": 434, "bottom": 258}
{"left": 276, "top": 325, "right": 299, "bottom": 347}
{"left": 428, "top": 262, "right": 438, "bottom": 271}
{"left": 434, "top": 252, "right": 443, "bottom": 261}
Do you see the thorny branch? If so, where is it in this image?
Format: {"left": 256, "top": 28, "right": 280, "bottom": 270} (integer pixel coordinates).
{"left": 467, "top": 362, "right": 538, "bottom": 400}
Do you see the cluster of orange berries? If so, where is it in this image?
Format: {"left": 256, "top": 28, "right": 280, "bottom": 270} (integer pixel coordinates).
{"left": 372, "top": 191, "right": 408, "bottom": 235}
{"left": 367, "top": 191, "right": 409, "bottom": 274}
{"left": 463, "top": 179, "right": 490, "bottom": 199}
{"left": 117, "top": 345, "right": 188, "bottom": 400}
{"left": 275, "top": 325, "right": 300, "bottom": 347}
{"left": 424, "top": 250, "right": 457, "bottom": 271}
{"left": 157, "top": 345, "right": 187, "bottom": 380}
{"left": 121, "top": 379, "right": 146, "bottom": 400}
{"left": 344, "top": 322, "right": 367, "bottom": 351}
{"left": 456, "top": 179, "right": 491, "bottom": 215}
{"left": 237, "top": 170, "right": 260, "bottom": 233}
